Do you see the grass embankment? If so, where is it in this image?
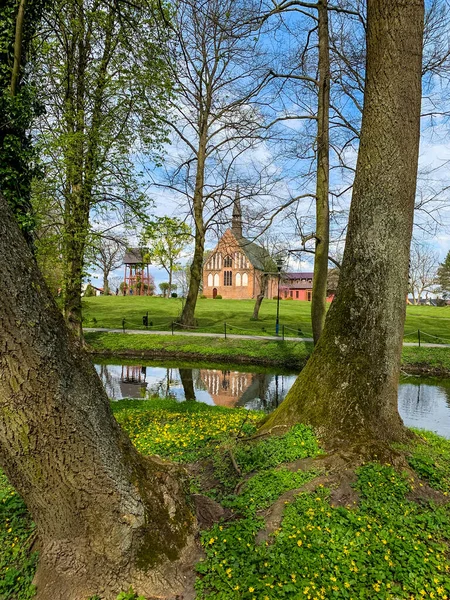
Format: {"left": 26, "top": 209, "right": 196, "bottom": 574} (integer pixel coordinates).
{"left": 86, "top": 331, "right": 450, "bottom": 375}
{"left": 83, "top": 296, "right": 450, "bottom": 342}
{"left": 2, "top": 399, "right": 450, "bottom": 599}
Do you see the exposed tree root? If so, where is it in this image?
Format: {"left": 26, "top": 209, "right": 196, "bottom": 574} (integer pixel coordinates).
{"left": 254, "top": 447, "right": 450, "bottom": 548}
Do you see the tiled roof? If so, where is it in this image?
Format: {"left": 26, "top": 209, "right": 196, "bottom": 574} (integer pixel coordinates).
{"left": 123, "top": 248, "right": 149, "bottom": 265}
{"left": 236, "top": 235, "right": 277, "bottom": 272}
{"left": 284, "top": 272, "right": 314, "bottom": 280}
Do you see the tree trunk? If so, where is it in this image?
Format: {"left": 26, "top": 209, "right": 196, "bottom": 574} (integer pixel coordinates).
{"left": 103, "top": 271, "right": 110, "bottom": 295}
{"left": 263, "top": 0, "right": 424, "bottom": 448}
{"left": 10, "top": 0, "right": 26, "bottom": 96}
{"left": 62, "top": 199, "right": 88, "bottom": 339}
{"left": 180, "top": 132, "right": 207, "bottom": 326}
{"left": 311, "top": 0, "right": 330, "bottom": 345}
{"left": 252, "top": 273, "right": 269, "bottom": 320}
{"left": 168, "top": 264, "right": 173, "bottom": 298}
{"left": 0, "top": 193, "right": 198, "bottom": 600}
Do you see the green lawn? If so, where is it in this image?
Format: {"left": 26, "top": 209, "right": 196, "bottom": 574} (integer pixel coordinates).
{"left": 83, "top": 296, "right": 450, "bottom": 341}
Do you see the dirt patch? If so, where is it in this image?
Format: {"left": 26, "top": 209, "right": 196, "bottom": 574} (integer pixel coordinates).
{"left": 402, "top": 364, "right": 450, "bottom": 378}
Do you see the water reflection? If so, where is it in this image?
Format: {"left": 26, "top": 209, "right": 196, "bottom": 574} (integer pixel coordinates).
{"left": 398, "top": 381, "right": 450, "bottom": 438}
{"left": 95, "top": 363, "right": 450, "bottom": 439}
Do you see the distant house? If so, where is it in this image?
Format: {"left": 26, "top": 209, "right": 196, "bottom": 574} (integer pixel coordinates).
{"left": 281, "top": 272, "right": 335, "bottom": 302}
{"left": 202, "top": 193, "right": 278, "bottom": 299}
{"left": 281, "top": 272, "right": 334, "bottom": 302}
{"left": 122, "top": 248, "right": 153, "bottom": 296}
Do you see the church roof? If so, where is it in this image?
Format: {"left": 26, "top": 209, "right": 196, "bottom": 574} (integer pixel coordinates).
{"left": 236, "top": 235, "right": 277, "bottom": 272}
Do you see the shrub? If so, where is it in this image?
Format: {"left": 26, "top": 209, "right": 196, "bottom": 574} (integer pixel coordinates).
{"left": 171, "top": 292, "right": 178, "bottom": 298}
{"left": 200, "top": 295, "right": 207, "bottom": 299}
{"left": 214, "top": 295, "right": 223, "bottom": 299}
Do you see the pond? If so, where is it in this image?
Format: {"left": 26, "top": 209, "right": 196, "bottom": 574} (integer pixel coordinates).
{"left": 95, "top": 361, "right": 450, "bottom": 439}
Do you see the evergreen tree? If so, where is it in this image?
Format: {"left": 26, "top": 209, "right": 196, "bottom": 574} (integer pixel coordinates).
{"left": 437, "top": 251, "right": 450, "bottom": 297}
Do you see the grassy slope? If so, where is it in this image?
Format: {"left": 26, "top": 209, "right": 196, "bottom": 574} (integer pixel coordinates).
{"left": 2, "top": 399, "right": 450, "bottom": 599}
{"left": 83, "top": 296, "right": 450, "bottom": 341}
{"left": 86, "top": 331, "right": 450, "bottom": 374}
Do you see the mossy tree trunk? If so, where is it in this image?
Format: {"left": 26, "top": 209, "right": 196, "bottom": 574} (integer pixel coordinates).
{"left": 311, "top": 0, "right": 330, "bottom": 345}
{"left": 0, "top": 193, "right": 197, "bottom": 600}
{"left": 263, "top": 0, "right": 424, "bottom": 447}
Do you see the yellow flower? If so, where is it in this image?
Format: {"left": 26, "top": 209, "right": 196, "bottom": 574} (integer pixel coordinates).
{"left": 249, "top": 587, "right": 255, "bottom": 593}
{"left": 297, "top": 539, "right": 303, "bottom": 546}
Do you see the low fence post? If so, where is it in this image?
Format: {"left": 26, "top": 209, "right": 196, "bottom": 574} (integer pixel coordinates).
{"left": 171, "top": 321, "right": 174, "bottom": 336}
{"left": 224, "top": 322, "right": 227, "bottom": 340}
{"left": 418, "top": 329, "right": 421, "bottom": 347}
{"left": 282, "top": 324, "right": 285, "bottom": 341}
{"left": 122, "top": 318, "right": 126, "bottom": 334}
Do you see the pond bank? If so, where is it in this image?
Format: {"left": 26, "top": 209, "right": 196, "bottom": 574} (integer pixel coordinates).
{"left": 85, "top": 332, "right": 450, "bottom": 376}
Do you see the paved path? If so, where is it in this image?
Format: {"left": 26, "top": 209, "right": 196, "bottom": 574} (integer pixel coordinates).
{"left": 84, "top": 328, "right": 450, "bottom": 348}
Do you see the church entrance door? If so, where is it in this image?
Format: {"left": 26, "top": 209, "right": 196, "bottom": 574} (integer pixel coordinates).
{"left": 213, "top": 288, "right": 218, "bottom": 299}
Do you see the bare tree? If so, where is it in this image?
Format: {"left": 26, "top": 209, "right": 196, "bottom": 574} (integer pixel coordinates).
{"left": 143, "top": 0, "right": 274, "bottom": 326}
{"left": 88, "top": 235, "right": 127, "bottom": 295}
{"left": 409, "top": 242, "right": 439, "bottom": 304}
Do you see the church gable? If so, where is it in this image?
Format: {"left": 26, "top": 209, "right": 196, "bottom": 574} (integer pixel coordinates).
{"left": 204, "top": 229, "right": 253, "bottom": 271}
{"left": 202, "top": 190, "right": 277, "bottom": 299}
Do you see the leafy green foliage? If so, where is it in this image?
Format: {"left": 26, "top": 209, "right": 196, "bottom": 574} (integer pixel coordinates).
{"left": 114, "top": 399, "right": 261, "bottom": 463}
{"left": 142, "top": 217, "right": 191, "bottom": 293}
{"left": 234, "top": 424, "right": 321, "bottom": 474}
{"left": 222, "top": 468, "right": 318, "bottom": 518}
{"left": 0, "top": 472, "right": 37, "bottom": 600}
{"left": 0, "top": 0, "right": 46, "bottom": 241}
{"left": 402, "top": 429, "right": 450, "bottom": 492}
{"left": 196, "top": 465, "right": 450, "bottom": 599}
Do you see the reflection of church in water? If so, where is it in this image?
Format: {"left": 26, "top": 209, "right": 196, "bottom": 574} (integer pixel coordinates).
{"left": 119, "top": 365, "right": 148, "bottom": 398}
{"left": 199, "top": 369, "right": 282, "bottom": 408}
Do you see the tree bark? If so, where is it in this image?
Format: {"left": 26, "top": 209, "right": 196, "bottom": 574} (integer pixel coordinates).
{"left": 0, "top": 193, "right": 198, "bottom": 599}
{"left": 252, "top": 273, "right": 269, "bottom": 320}
{"left": 263, "top": 0, "right": 424, "bottom": 447}
{"left": 10, "top": 0, "right": 26, "bottom": 96}
{"left": 180, "top": 130, "right": 207, "bottom": 326}
{"left": 103, "top": 271, "right": 110, "bottom": 295}
{"left": 311, "top": 0, "right": 330, "bottom": 345}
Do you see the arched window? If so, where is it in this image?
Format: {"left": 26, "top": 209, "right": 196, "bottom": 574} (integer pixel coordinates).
{"left": 207, "top": 274, "right": 213, "bottom": 287}
{"left": 224, "top": 271, "right": 232, "bottom": 286}
{"left": 235, "top": 273, "right": 241, "bottom": 287}
{"left": 242, "top": 273, "right": 249, "bottom": 286}
{"left": 224, "top": 255, "right": 233, "bottom": 268}
{"left": 214, "top": 274, "right": 220, "bottom": 286}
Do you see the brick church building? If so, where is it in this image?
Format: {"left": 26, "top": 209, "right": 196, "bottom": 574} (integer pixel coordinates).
{"left": 202, "top": 192, "right": 334, "bottom": 302}
{"left": 202, "top": 194, "right": 279, "bottom": 300}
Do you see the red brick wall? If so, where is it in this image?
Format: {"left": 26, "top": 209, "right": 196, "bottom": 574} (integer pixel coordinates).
{"left": 203, "top": 230, "right": 265, "bottom": 299}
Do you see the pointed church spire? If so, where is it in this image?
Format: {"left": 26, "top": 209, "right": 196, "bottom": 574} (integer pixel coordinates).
{"left": 232, "top": 187, "right": 243, "bottom": 238}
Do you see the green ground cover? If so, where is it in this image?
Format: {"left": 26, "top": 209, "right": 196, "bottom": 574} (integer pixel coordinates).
{"left": 2, "top": 399, "right": 450, "bottom": 599}
{"left": 83, "top": 297, "right": 450, "bottom": 342}
{"left": 86, "top": 331, "right": 450, "bottom": 373}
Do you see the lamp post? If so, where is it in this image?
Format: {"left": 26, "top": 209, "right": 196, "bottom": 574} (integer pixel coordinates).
{"left": 275, "top": 257, "right": 283, "bottom": 336}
